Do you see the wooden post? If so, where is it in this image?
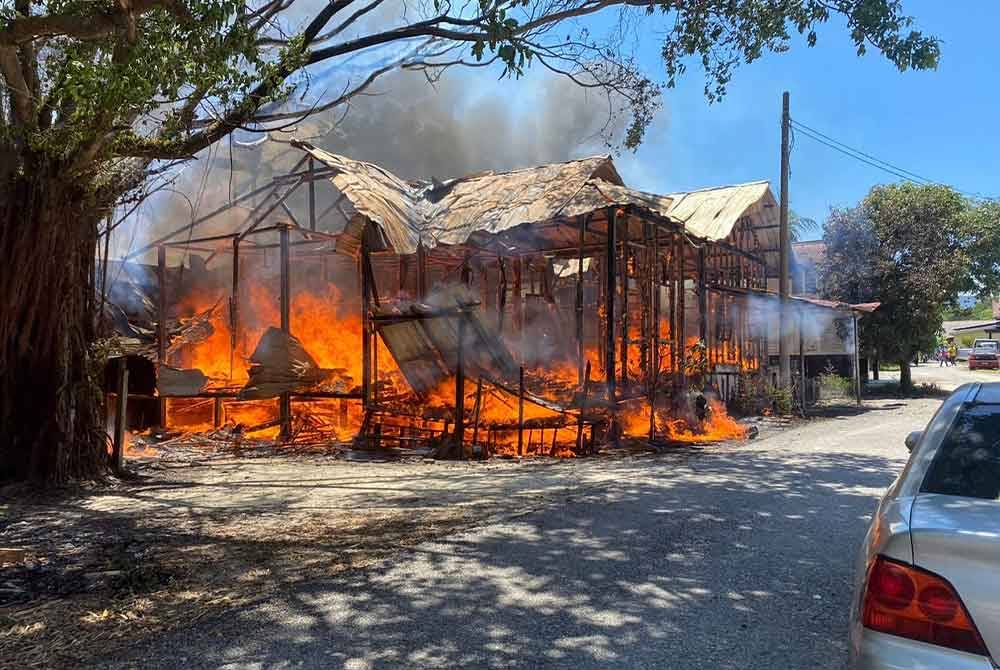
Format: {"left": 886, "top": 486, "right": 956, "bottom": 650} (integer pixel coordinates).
{"left": 799, "top": 305, "right": 806, "bottom": 412}
{"left": 213, "top": 397, "right": 224, "bottom": 429}
{"left": 454, "top": 311, "right": 466, "bottom": 454}
{"left": 779, "top": 91, "right": 792, "bottom": 389}
{"left": 652, "top": 227, "right": 660, "bottom": 375}
{"left": 229, "top": 237, "right": 240, "bottom": 380}
{"left": 640, "top": 224, "right": 651, "bottom": 383}
{"left": 416, "top": 240, "right": 427, "bottom": 300}
{"left": 308, "top": 158, "right": 317, "bottom": 232}
{"left": 853, "top": 312, "right": 862, "bottom": 406}
{"left": 576, "top": 361, "right": 591, "bottom": 453}
{"left": 156, "top": 245, "right": 168, "bottom": 428}
{"left": 279, "top": 224, "right": 292, "bottom": 440}
{"left": 517, "top": 366, "right": 525, "bottom": 456}
{"left": 620, "top": 214, "right": 629, "bottom": 387}
{"left": 513, "top": 257, "right": 523, "bottom": 354}
{"left": 399, "top": 255, "right": 409, "bottom": 295}
{"left": 112, "top": 358, "right": 129, "bottom": 473}
{"left": 461, "top": 250, "right": 472, "bottom": 286}
{"left": 667, "top": 245, "right": 676, "bottom": 377}
{"left": 605, "top": 208, "right": 617, "bottom": 399}
{"left": 576, "top": 216, "right": 587, "bottom": 384}
{"left": 676, "top": 235, "right": 687, "bottom": 388}
{"left": 698, "top": 247, "right": 708, "bottom": 343}
{"left": 651, "top": 227, "right": 661, "bottom": 438}
{"left": 361, "top": 225, "right": 373, "bottom": 411}
{"left": 497, "top": 256, "right": 507, "bottom": 334}
{"left": 471, "top": 377, "right": 484, "bottom": 449}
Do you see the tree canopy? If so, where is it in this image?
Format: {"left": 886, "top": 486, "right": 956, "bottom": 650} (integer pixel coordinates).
{"left": 0, "top": 0, "right": 943, "bottom": 483}
{"left": 820, "top": 183, "right": 994, "bottom": 389}
{"left": 1, "top": 0, "right": 940, "bottom": 186}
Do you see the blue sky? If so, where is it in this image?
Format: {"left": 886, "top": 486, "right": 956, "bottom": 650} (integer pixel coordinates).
{"left": 136, "top": 1, "right": 997, "bottom": 255}
{"left": 602, "top": 1, "right": 998, "bottom": 239}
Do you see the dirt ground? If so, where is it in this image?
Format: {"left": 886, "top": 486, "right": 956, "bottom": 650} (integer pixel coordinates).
{"left": 0, "top": 422, "right": 798, "bottom": 670}
{"left": 0, "top": 381, "right": 945, "bottom": 670}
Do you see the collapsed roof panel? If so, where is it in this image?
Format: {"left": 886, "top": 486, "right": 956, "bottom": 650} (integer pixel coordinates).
{"left": 293, "top": 142, "right": 780, "bottom": 271}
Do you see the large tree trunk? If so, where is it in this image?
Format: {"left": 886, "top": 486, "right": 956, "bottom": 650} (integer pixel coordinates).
{"left": 0, "top": 162, "right": 107, "bottom": 484}
{"left": 898, "top": 359, "right": 912, "bottom": 393}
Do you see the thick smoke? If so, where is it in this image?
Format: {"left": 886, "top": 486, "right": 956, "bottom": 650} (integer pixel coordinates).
{"left": 307, "top": 69, "right": 626, "bottom": 180}
{"left": 114, "top": 67, "right": 634, "bottom": 260}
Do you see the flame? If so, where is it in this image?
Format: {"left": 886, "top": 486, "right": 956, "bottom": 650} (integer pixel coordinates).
{"left": 620, "top": 398, "right": 748, "bottom": 443}
{"left": 164, "top": 276, "right": 749, "bottom": 456}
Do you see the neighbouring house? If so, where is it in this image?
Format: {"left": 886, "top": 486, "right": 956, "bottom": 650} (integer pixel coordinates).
{"left": 791, "top": 240, "right": 825, "bottom": 298}
{"left": 944, "top": 320, "right": 1000, "bottom": 346}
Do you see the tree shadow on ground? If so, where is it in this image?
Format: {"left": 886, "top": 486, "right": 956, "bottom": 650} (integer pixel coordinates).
{"left": 96, "top": 448, "right": 902, "bottom": 670}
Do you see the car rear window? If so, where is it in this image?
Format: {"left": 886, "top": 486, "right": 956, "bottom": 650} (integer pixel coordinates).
{"left": 921, "top": 403, "right": 1000, "bottom": 500}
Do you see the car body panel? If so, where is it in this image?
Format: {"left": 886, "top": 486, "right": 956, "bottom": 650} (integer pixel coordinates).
{"left": 910, "top": 493, "right": 1000, "bottom": 662}
{"left": 856, "top": 629, "right": 994, "bottom": 670}
{"left": 849, "top": 383, "right": 996, "bottom": 669}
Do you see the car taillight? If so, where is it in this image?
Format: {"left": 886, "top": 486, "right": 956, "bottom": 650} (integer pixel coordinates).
{"left": 862, "top": 556, "right": 988, "bottom": 656}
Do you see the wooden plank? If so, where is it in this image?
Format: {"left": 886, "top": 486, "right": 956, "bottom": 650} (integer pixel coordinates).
{"left": 112, "top": 359, "right": 129, "bottom": 473}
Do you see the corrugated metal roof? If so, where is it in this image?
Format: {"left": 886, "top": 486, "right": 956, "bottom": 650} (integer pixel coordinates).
{"left": 295, "top": 141, "right": 776, "bottom": 255}
{"left": 665, "top": 181, "right": 775, "bottom": 241}
{"left": 375, "top": 287, "right": 517, "bottom": 395}
{"left": 300, "top": 144, "right": 630, "bottom": 254}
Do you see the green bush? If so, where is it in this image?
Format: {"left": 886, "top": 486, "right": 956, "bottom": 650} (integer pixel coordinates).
{"left": 819, "top": 372, "right": 855, "bottom": 398}
{"left": 734, "top": 372, "right": 793, "bottom": 416}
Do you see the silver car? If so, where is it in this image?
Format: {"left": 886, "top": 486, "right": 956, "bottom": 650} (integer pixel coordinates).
{"left": 850, "top": 382, "right": 1000, "bottom": 669}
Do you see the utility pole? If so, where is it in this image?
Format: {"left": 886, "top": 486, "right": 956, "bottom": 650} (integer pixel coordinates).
{"left": 778, "top": 91, "right": 791, "bottom": 390}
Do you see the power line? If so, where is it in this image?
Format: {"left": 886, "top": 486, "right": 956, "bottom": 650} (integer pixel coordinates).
{"left": 789, "top": 117, "right": 997, "bottom": 201}
{"left": 791, "top": 119, "right": 936, "bottom": 185}
{"left": 791, "top": 124, "right": 927, "bottom": 184}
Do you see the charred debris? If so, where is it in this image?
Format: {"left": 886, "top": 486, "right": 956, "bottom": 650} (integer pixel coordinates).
{"left": 99, "top": 141, "right": 875, "bottom": 464}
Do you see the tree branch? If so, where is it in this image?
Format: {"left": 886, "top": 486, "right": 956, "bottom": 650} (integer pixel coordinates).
{"left": 0, "top": 47, "right": 32, "bottom": 125}
{"left": 0, "top": 0, "right": 191, "bottom": 46}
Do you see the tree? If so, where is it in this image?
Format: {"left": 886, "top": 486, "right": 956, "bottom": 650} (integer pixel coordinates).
{"left": 0, "top": 0, "right": 940, "bottom": 483}
{"left": 821, "top": 183, "right": 969, "bottom": 391}
{"left": 789, "top": 210, "right": 819, "bottom": 242}
{"left": 960, "top": 200, "right": 1000, "bottom": 299}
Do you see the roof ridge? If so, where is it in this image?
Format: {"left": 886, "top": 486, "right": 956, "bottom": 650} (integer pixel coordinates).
{"left": 668, "top": 179, "right": 770, "bottom": 197}
{"left": 433, "top": 154, "right": 613, "bottom": 185}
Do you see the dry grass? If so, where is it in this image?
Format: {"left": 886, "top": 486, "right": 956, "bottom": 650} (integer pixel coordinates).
{"left": 0, "top": 506, "right": 475, "bottom": 669}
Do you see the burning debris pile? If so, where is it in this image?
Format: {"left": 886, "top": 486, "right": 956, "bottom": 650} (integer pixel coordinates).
{"left": 105, "top": 145, "right": 791, "bottom": 461}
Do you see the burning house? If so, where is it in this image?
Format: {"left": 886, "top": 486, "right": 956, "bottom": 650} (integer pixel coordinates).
{"left": 103, "top": 140, "right": 870, "bottom": 458}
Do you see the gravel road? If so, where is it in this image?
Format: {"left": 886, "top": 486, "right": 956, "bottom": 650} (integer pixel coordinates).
{"left": 101, "top": 391, "right": 948, "bottom": 670}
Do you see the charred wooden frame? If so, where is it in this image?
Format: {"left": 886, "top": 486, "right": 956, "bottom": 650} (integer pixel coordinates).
{"left": 128, "top": 157, "right": 795, "bottom": 453}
